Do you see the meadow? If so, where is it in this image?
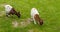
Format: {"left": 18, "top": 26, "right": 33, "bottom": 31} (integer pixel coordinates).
{"left": 0, "top": 0, "right": 60, "bottom": 32}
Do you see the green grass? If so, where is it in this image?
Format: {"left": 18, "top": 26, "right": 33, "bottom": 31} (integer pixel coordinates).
{"left": 0, "top": 0, "right": 60, "bottom": 32}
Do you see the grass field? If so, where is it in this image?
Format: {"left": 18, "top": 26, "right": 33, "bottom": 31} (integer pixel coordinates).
{"left": 0, "top": 0, "right": 60, "bottom": 32}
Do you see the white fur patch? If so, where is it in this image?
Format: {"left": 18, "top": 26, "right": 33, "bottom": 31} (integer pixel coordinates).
{"left": 31, "top": 8, "right": 39, "bottom": 17}
{"left": 4, "top": 5, "right": 12, "bottom": 13}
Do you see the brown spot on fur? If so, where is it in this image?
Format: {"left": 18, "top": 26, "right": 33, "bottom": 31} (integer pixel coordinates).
{"left": 34, "top": 14, "right": 43, "bottom": 25}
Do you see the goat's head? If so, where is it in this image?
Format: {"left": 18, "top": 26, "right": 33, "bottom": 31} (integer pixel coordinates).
{"left": 39, "top": 19, "right": 43, "bottom": 25}
{"left": 16, "top": 12, "right": 21, "bottom": 18}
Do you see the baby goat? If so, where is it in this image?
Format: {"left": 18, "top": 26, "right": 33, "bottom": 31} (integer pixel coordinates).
{"left": 31, "top": 8, "right": 43, "bottom": 25}
{"left": 4, "top": 5, "right": 21, "bottom": 18}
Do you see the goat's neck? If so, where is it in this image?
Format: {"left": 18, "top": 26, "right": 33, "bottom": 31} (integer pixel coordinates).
{"left": 15, "top": 12, "right": 18, "bottom": 15}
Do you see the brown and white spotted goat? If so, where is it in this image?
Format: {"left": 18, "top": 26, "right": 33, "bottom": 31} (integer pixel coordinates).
{"left": 31, "top": 8, "right": 43, "bottom": 25}
{"left": 4, "top": 5, "right": 21, "bottom": 18}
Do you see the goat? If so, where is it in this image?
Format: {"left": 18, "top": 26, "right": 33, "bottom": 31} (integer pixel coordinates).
{"left": 4, "top": 5, "right": 21, "bottom": 18}
{"left": 31, "top": 8, "right": 43, "bottom": 25}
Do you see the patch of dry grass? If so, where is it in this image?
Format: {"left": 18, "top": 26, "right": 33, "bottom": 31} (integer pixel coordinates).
{"left": 12, "top": 18, "right": 33, "bottom": 28}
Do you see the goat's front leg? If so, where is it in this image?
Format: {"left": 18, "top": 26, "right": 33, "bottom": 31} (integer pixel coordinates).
{"left": 6, "top": 13, "right": 9, "bottom": 17}
{"left": 6, "top": 13, "right": 10, "bottom": 17}
{"left": 33, "top": 17, "right": 36, "bottom": 24}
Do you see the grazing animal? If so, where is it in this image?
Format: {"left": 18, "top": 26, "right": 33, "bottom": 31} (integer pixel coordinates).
{"left": 31, "top": 8, "right": 43, "bottom": 25}
{"left": 4, "top": 5, "right": 21, "bottom": 18}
